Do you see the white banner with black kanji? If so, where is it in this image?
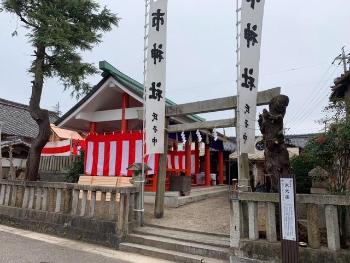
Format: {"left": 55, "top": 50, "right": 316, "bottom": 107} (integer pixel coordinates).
{"left": 145, "top": 0, "right": 168, "bottom": 155}
{"left": 238, "top": 0, "right": 265, "bottom": 153}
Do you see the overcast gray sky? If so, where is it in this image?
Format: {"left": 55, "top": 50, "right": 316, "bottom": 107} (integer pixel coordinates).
{"left": 1, "top": 0, "right": 349, "bottom": 135}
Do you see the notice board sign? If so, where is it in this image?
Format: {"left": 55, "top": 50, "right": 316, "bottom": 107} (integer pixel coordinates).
{"left": 280, "top": 178, "right": 296, "bottom": 241}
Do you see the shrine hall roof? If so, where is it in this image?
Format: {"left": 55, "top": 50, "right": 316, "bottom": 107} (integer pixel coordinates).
{"left": 56, "top": 61, "right": 204, "bottom": 126}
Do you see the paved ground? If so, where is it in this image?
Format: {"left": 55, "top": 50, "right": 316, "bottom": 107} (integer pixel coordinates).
{"left": 0, "top": 225, "right": 172, "bottom": 263}
{"left": 145, "top": 192, "right": 230, "bottom": 234}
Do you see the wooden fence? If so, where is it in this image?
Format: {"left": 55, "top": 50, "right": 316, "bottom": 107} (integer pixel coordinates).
{"left": 39, "top": 156, "right": 77, "bottom": 172}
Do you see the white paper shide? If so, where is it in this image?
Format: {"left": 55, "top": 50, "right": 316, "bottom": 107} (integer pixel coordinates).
{"left": 280, "top": 178, "right": 297, "bottom": 241}
{"left": 145, "top": 0, "right": 168, "bottom": 155}
{"left": 238, "top": 0, "right": 265, "bottom": 153}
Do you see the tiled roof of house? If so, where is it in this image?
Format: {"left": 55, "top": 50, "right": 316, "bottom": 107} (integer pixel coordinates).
{"left": 0, "top": 98, "right": 58, "bottom": 139}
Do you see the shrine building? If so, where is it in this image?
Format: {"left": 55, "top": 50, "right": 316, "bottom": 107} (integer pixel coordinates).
{"left": 55, "top": 61, "right": 235, "bottom": 191}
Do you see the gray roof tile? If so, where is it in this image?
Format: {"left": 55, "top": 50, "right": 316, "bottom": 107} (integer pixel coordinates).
{"left": 0, "top": 98, "right": 58, "bottom": 139}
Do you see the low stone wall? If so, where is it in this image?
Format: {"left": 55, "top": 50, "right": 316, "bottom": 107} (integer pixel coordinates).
{"left": 0, "top": 180, "right": 140, "bottom": 248}
{"left": 230, "top": 192, "right": 350, "bottom": 263}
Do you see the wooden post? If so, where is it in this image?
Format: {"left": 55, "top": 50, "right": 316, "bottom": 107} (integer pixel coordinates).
{"left": 121, "top": 93, "right": 129, "bottom": 133}
{"left": 218, "top": 150, "right": 224, "bottom": 185}
{"left": 89, "top": 122, "right": 96, "bottom": 133}
{"left": 195, "top": 142, "right": 200, "bottom": 175}
{"left": 185, "top": 139, "right": 191, "bottom": 177}
{"left": 154, "top": 118, "right": 169, "bottom": 218}
{"left": 205, "top": 144, "right": 211, "bottom": 186}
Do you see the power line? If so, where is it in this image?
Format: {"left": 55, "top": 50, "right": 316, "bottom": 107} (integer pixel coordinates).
{"left": 287, "top": 65, "right": 341, "bottom": 130}
{"left": 287, "top": 66, "right": 339, "bottom": 127}
{"left": 261, "top": 62, "right": 328, "bottom": 77}
{"left": 285, "top": 63, "right": 334, "bottom": 124}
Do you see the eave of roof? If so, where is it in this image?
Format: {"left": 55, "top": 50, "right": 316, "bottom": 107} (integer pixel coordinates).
{"left": 99, "top": 61, "right": 204, "bottom": 122}
{"left": 56, "top": 61, "right": 205, "bottom": 125}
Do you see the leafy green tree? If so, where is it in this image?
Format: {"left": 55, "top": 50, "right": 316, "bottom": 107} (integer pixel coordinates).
{"left": 65, "top": 151, "right": 84, "bottom": 183}
{"left": 290, "top": 155, "right": 313, "bottom": 194}
{"left": 304, "top": 120, "right": 350, "bottom": 194}
{"left": 1, "top": 0, "right": 119, "bottom": 180}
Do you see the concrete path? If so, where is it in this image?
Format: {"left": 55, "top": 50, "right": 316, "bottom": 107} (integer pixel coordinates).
{"left": 145, "top": 192, "right": 230, "bottom": 234}
{"left": 0, "top": 224, "right": 173, "bottom": 263}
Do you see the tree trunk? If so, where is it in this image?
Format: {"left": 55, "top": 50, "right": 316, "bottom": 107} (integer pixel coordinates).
{"left": 25, "top": 44, "right": 50, "bottom": 181}
{"left": 258, "top": 95, "right": 290, "bottom": 192}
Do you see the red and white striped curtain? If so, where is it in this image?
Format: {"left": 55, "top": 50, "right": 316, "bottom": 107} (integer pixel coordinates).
{"left": 167, "top": 151, "right": 195, "bottom": 174}
{"left": 84, "top": 132, "right": 198, "bottom": 177}
{"left": 42, "top": 139, "right": 84, "bottom": 157}
{"left": 41, "top": 139, "right": 72, "bottom": 157}
{"left": 84, "top": 133, "right": 159, "bottom": 177}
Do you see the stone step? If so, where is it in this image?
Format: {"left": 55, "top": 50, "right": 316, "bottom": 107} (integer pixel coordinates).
{"left": 120, "top": 242, "right": 227, "bottom": 263}
{"left": 178, "top": 189, "right": 228, "bottom": 206}
{"left": 134, "top": 226, "right": 230, "bottom": 248}
{"left": 145, "top": 223, "right": 229, "bottom": 239}
{"left": 127, "top": 233, "right": 230, "bottom": 260}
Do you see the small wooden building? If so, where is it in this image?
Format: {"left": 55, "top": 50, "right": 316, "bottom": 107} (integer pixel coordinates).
{"left": 56, "top": 61, "right": 234, "bottom": 191}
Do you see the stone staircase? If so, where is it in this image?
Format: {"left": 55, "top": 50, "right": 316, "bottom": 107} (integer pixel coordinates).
{"left": 177, "top": 186, "right": 229, "bottom": 207}
{"left": 120, "top": 225, "right": 257, "bottom": 263}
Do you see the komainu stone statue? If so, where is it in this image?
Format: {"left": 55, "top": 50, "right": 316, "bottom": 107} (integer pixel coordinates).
{"left": 258, "top": 95, "right": 290, "bottom": 193}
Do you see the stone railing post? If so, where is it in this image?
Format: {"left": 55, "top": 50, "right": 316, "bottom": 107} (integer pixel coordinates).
{"left": 116, "top": 192, "right": 130, "bottom": 239}
{"left": 89, "top": 191, "right": 96, "bottom": 217}
{"left": 129, "top": 192, "right": 135, "bottom": 222}
{"left": 109, "top": 192, "right": 117, "bottom": 221}
{"left": 100, "top": 191, "right": 107, "bottom": 219}
{"left": 307, "top": 203, "right": 321, "bottom": 249}
{"left": 248, "top": 201, "right": 259, "bottom": 240}
{"left": 230, "top": 198, "right": 241, "bottom": 248}
{"left": 42, "top": 188, "right": 48, "bottom": 211}
{"left": 266, "top": 202, "right": 277, "bottom": 242}
{"left": 10, "top": 185, "right": 17, "bottom": 207}
{"left": 22, "top": 186, "right": 30, "bottom": 209}
{"left": 63, "top": 188, "right": 72, "bottom": 214}
{"left": 0, "top": 184, "right": 6, "bottom": 205}
{"left": 325, "top": 205, "right": 340, "bottom": 251}
{"left": 80, "top": 190, "right": 88, "bottom": 217}
{"left": 4, "top": 184, "right": 12, "bottom": 206}
{"left": 71, "top": 189, "right": 80, "bottom": 215}
{"left": 35, "top": 187, "right": 42, "bottom": 210}
{"left": 28, "top": 187, "right": 35, "bottom": 209}
{"left": 55, "top": 189, "right": 62, "bottom": 213}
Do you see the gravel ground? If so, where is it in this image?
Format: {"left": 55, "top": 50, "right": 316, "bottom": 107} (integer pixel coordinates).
{"left": 144, "top": 192, "right": 230, "bottom": 235}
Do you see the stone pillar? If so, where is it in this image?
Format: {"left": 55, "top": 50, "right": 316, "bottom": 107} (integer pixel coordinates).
{"left": 238, "top": 153, "right": 250, "bottom": 191}
{"left": 325, "top": 205, "right": 340, "bottom": 251}
{"left": 80, "top": 190, "right": 88, "bottom": 217}
{"left": 248, "top": 201, "right": 259, "bottom": 240}
{"left": 55, "top": 189, "right": 62, "bottom": 212}
{"left": 230, "top": 199, "right": 241, "bottom": 248}
{"left": 266, "top": 202, "right": 277, "bottom": 242}
{"left": 307, "top": 204, "right": 321, "bottom": 248}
